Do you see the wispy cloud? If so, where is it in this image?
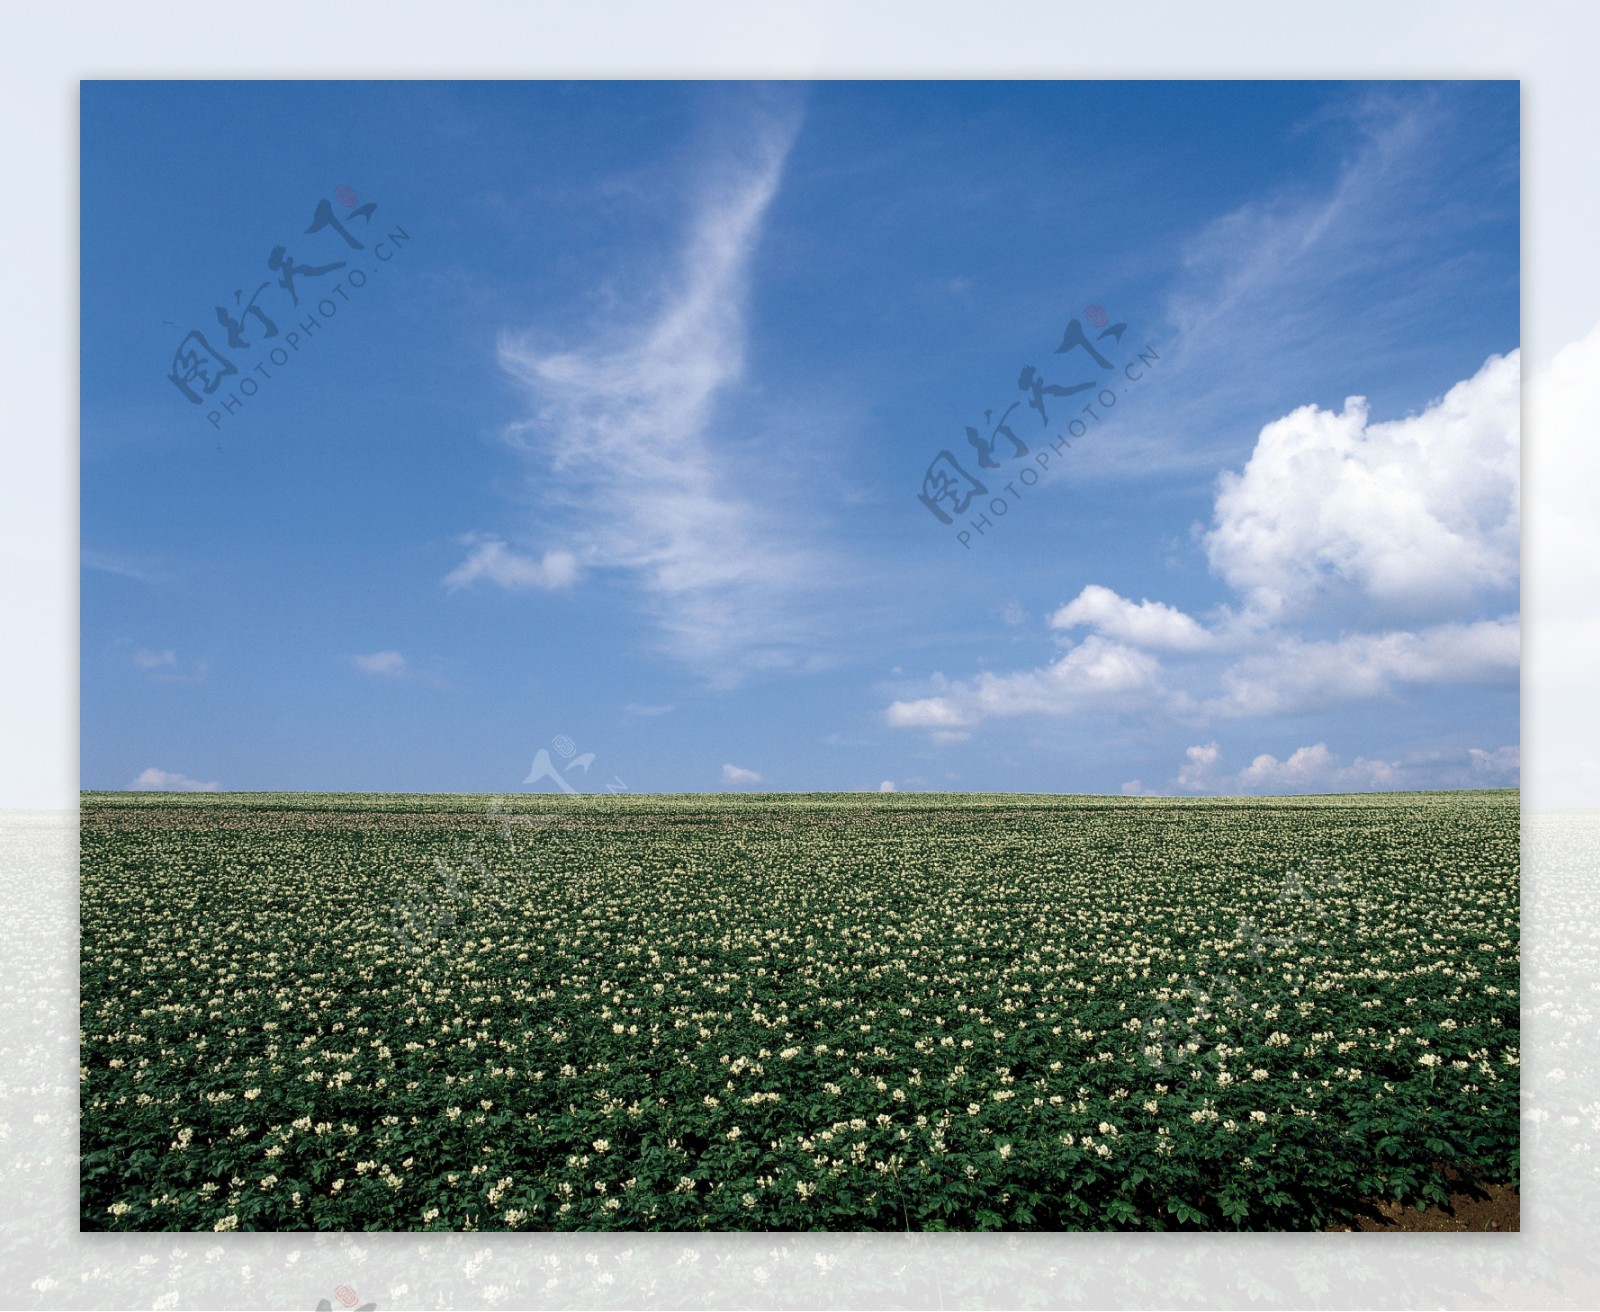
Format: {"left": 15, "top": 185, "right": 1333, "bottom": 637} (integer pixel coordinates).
{"left": 1073, "top": 87, "right": 1505, "bottom": 485}
{"left": 494, "top": 92, "right": 829, "bottom": 682}
{"left": 622, "top": 702, "right": 676, "bottom": 719}
{"left": 83, "top": 549, "right": 162, "bottom": 586}
{"left": 721, "top": 763, "right": 762, "bottom": 786}
{"left": 351, "top": 651, "right": 409, "bottom": 678}
{"left": 1164, "top": 89, "right": 1456, "bottom": 371}
{"left": 129, "top": 767, "right": 218, "bottom": 793}
{"left": 131, "top": 647, "right": 207, "bottom": 682}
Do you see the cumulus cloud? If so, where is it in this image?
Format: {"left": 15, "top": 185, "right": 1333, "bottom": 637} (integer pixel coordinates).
{"left": 1050, "top": 585, "right": 1212, "bottom": 651}
{"left": 1176, "top": 742, "right": 1222, "bottom": 791}
{"left": 1212, "top": 617, "right": 1518, "bottom": 717}
{"left": 1237, "top": 743, "right": 1397, "bottom": 791}
{"left": 886, "top": 347, "right": 1519, "bottom": 742}
{"left": 885, "top": 697, "right": 970, "bottom": 730}
{"left": 885, "top": 636, "right": 1162, "bottom": 729}
{"left": 495, "top": 96, "right": 826, "bottom": 680}
{"left": 443, "top": 538, "right": 579, "bottom": 592}
{"left": 351, "top": 651, "right": 409, "bottom": 678}
{"left": 1205, "top": 350, "right": 1519, "bottom": 619}
{"left": 129, "top": 767, "right": 218, "bottom": 793}
{"left": 1468, "top": 745, "right": 1521, "bottom": 780}
{"left": 721, "top": 763, "right": 762, "bottom": 785}
{"left": 877, "top": 780, "right": 896, "bottom": 792}
{"left": 1173, "top": 740, "right": 1519, "bottom": 795}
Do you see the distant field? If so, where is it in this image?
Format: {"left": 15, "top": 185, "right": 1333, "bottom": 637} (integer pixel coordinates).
{"left": 79, "top": 790, "right": 1519, "bottom": 1231}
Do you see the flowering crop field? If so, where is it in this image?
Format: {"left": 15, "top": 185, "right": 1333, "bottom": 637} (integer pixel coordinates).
{"left": 80, "top": 790, "right": 1518, "bottom": 1233}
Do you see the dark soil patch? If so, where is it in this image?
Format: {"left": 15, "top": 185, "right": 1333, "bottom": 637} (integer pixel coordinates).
{"left": 1329, "top": 1170, "right": 1519, "bottom": 1232}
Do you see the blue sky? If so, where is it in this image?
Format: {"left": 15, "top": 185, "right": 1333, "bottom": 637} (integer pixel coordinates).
{"left": 81, "top": 79, "right": 1520, "bottom": 795}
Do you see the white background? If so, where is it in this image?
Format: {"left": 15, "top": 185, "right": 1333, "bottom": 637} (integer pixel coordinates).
{"left": 2, "top": 2, "right": 1594, "bottom": 1307}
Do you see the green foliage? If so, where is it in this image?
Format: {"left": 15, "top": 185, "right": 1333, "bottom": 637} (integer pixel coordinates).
{"left": 79, "top": 789, "right": 1519, "bottom": 1231}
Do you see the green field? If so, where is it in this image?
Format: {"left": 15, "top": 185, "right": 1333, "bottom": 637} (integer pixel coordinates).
{"left": 80, "top": 790, "right": 1519, "bottom": 1232}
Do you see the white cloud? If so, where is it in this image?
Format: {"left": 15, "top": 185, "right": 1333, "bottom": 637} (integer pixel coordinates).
{"left": 886, "top": 637, "right": 1162, "bottom": 733}
{"left": 885, "top": 697, "right": 969, "bottom": 730}
{"left": 721, "top": 763, "right": 762, "bottom": 785}
{"left": 888, "top": 345, "right": 1520, "bottom": 741}
{"left": 1205, "top": 350, "right": 1519, "bottom": 619}
{"left": 1468, "top": 745, "right": 1521, "bottom": 780}
{"left": 1213, "top": 617, "right": 1518, "bottom": 717}
{"left": 1172, "top": 740, "right": 1519, "bottom": 796}
{"left": 496, "top": 99, "right": 825, "bottom": 679}
{"left": 1176, "top": 742, "right": 1222, "bottom": 791}
{"left": 129, "top": 767, "right": 218, "bottom": 793}
{"left": 130, "top": 647, "right": 207, "bottom": 682}
{"left": 877, "top": 780, "right": 896, "bottom": 792}
{"left": 622, "top": 702, "right": 676, "bottom": 718}
{"left": 443, "top": 538, "right": 579, "bottom": 592}
{"left": 1238, "top": 743, "right": 1398, "bottom": 791}
{"left": 352, "top": 651, "right": 409, "bottom": 678}
{"left": 1050, "top": 585, "right": 1211, "bottom": 651}
{"left": 83, "top": 549, "right": 161, "bottom": 585}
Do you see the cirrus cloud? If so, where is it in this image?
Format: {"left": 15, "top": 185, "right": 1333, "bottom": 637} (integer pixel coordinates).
{"left": 351, "top": 651, "right": 410, "bottom": 678}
